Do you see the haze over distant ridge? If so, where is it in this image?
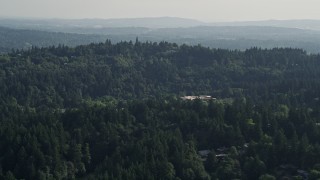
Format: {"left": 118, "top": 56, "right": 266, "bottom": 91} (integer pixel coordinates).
{"left": 2, "top": 0, "right": 320, "bottom": 22}
{"left": 2, "top": 17, "right": 320, "bottom": 31}
{"left": 0, "top": 17, "right": 204, "bottom": 29}
{"left": 2, "top": 17, "right": 320, "bottom": 54}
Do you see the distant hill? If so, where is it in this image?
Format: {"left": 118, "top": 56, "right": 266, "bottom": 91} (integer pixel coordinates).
{"left": 2, "top": 18, "right": 320, "bottom": 53}
{"left": 0, "top": 26, "right": 109, "bottom": 53}
{"left": 210, "top": 19, "right": 320, "bottom": 31}
{"left": 137, "top": 26, "right": 320, "bottom": 53}
{"left": 3, "top": 17, "right": 320, "bottom": 31}
{"left": 0, "top": 17, "right": 205, "bottom": 31}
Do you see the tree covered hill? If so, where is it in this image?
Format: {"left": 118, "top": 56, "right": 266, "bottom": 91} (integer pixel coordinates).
{"left": 1, "top": 40, "right": 319, "bottom": 108}
{"left": 1, "top": 42, "right": 320, "bottom": 179}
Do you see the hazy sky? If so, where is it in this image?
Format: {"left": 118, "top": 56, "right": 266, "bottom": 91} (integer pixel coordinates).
{"left": 1, "top": 0, "right": 320, "bottom": 22}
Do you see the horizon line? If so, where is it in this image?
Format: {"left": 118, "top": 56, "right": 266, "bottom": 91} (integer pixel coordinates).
{"left": 1, "top": 16, "right": 320, "bottom": 24}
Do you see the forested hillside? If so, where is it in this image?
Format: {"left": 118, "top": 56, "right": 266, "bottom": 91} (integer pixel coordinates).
{"left": 1, "top": 41, "right": 320, "bottom": 179}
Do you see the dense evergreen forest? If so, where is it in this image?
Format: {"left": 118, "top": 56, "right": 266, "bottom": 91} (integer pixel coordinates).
{"left": 2, "top": 41, "right": 320, "bottom": 179}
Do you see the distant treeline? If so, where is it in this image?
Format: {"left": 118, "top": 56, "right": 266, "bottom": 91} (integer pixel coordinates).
{"left": 0, "top": 26, "right": 107, "bottom": 54}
